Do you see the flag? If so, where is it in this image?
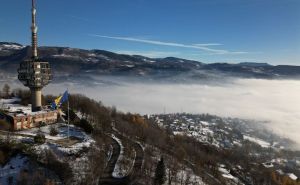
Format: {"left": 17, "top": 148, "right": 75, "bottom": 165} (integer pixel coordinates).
{"left": 51, "top": 90, "right": 68, "bottom": 109}
{"left": 51, "top": 95, "right": 62, "bottom": 109}
{"left": 60, "top": 90, "right": 69, "bottom": 103}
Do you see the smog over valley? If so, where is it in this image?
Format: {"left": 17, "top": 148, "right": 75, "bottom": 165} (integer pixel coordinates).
{"left": 44, "top": 78, "right": 300, "bottom": 148}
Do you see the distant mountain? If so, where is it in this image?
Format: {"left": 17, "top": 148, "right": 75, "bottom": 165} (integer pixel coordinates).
{"left": 1, "top": 42, "right": 300, "bottom": 82}
{"left": 237, "top": 62, "right": 271, "bottom": 67}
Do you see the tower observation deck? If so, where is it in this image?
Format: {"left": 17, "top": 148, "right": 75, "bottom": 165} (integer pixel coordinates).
{"left": 18, "top": 0, "right": 52, "bottom": 112}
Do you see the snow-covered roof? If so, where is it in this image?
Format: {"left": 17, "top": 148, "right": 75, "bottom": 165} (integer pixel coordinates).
{"left": 262, "top": 162, "right": 274, "bottom": 168}
{"left": 276, "top": 169, "right": 284, "bottom": 175}
{"left": 0, "top": 98, "right": 54, "bottom": 117}
{"left": 288, "top": 173, "right": 298, "bottom": 180}
{"left": 200, "top": 121, "right": 210, "bottom": 126}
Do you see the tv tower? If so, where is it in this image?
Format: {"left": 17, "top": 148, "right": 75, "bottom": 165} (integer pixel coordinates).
{"left": 18, "top": 0, "right": 52, "bottom": 112}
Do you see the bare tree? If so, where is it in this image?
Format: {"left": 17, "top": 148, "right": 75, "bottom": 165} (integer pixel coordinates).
{"left": 179, "top": 164, "right": 186, "bottom": 185}
{"left": 83, "top": 146, "right": 107, "bottom": 185}
{"left": 167, "top": 156, "right": 179, "bottom": 185}
{"left": 2, "top": 84, "right": 10, "bottom": 98}
{"left": 141, "top": 147, "right": 156, "bottom": 184}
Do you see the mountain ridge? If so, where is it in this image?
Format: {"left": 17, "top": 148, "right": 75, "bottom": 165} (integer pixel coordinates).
{"left": 1, "top": 42, "right": 300, "bottom": 81}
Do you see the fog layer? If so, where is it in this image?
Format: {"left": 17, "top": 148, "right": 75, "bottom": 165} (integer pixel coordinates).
{"left": 45, "top": 78, "right": 300, "bottom": 145}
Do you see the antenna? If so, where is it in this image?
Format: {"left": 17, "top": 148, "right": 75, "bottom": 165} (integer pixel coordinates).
{"left": 31, "top": 0, "right": 38, "bottom": 59}
{"left": 18, "top": 0, "right": 52, "bottom": 112}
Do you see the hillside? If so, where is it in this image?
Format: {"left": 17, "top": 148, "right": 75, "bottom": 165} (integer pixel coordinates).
{"left": 0, "top": 92, "right": 299, "bottom": 185}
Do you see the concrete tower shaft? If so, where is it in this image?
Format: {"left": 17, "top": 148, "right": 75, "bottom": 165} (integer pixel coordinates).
{"left": 31, "top": 88, "right": 42, "bottom": 112}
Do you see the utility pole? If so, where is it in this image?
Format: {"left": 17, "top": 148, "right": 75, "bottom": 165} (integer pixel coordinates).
{"left": 68, "top": 89, "right": 70, "bottom": 140}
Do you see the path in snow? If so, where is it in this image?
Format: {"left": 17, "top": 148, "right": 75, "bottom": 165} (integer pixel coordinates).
{"left": 99, "top": 132, "right": 145, "bottom": 185}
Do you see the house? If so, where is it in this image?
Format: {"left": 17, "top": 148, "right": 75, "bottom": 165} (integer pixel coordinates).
{"left": 0, "top": 99, "right": 58, "bottom": 131}
{"left": 288, "top": 173, "right": 298, "bottom": 181}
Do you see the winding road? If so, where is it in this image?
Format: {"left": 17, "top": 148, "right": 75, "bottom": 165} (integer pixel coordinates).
{"left": 99, "top": 132, "right": 144, "bottom": 185}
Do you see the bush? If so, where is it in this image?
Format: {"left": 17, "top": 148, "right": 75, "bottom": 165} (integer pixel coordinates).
{"left": 39, "top": 122, "right": 46, "bottom": 127}
{"left": 34, "top": 133, "right": 46, "bottom": 144}
{"left": 0, "top": 120, "right": 11, "bottom": 131}
{"left": 45, "top": 151, "right": 73, "bottom": 184}
{"left": 0, "top": 151, "right": 6, "bottom": 165}
{"left": 74, "top": 119, "right": 93, "bottom": 134}
{"left": 49, "top": 126, "right": 58, "bottom": 136}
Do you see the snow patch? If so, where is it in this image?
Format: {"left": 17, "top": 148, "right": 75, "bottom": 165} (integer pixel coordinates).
{"left": 0, "top": 44, "right": 24, "bottom": 51}
{"left": 0, "top": 155, "right": 29, "bottom": 185}
{"left": 111, "top": 134, "right": 126, "bottom": 178}
{"left": 243, "top": 135, "right": 270, "bottom": 148}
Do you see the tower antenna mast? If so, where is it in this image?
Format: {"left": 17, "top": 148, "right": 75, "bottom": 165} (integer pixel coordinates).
{"left": 31, "top": 0, "right": 38, "bottom": 59}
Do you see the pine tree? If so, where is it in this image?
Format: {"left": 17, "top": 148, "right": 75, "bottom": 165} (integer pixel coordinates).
{"left": 154, "top": 157, "right": 166, "bottom": 185}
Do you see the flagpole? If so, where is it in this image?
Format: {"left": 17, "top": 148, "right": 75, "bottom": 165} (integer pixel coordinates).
{"left": 67, "top": 89, "right": 70, "bottom": 140}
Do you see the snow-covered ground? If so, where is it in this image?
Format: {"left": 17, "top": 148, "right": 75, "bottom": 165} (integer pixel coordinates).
{"left": 0, "top": 155, "right": 29, "bottom": 185}
{"left": 75, "top": 111, "right": 84, "bottom": 119}
{"left": 172, "top": 168, "right": 207, "bottom": 185}
{"left": 32, "top": 124, "right": 95, "bottom": 155}
{"left": 70, "top": 155, "right": 90, "bottom": 184}
{"left": 11, "top": 123, "right": 95, "bottom": 156}
{"left": 218, "top": 164, "right": 241, "bottom": 184}
{"left": 200, "top": 121, "right": 210, "bottom": 126}
{"left": 111, "top": 134, "right": 126, "bottom": 178}
{"left": 151, "top": 114, "right": 287, "bottom": 151}
{"left": 107, "top": 144, "right": 113, "bottom": 161}
{"left": 18, "top": 123, "right": 96, "bottom": 184}
{"left": 243, "top": 135, "right": 270, "bottom": 148}
{"left": 18, "top": 123, "right": 86, "bottom": 141}
{"left": 111, "top": 133, "right": 138, "bottom": 178}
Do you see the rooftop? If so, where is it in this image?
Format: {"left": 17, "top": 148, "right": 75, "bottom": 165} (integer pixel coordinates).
{"left": 288, "top": 173, "right": 298, "bottom": 181}
{"left": 0, "top": 98, "right": 53, "bottom": 117}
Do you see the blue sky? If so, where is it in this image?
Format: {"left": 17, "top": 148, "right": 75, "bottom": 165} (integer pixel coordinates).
{"left": 0, "top": 0, "right": 299, "bottom": 65}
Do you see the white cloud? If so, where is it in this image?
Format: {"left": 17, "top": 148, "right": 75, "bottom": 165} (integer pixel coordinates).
{"left": 114, "top": 50, "right": 180, "bottom": 58}
{"left": 45, "top": 78, "right": 300, "bottom": 148}
{"left": 193, "top": 43, "right": 223, "bottom": 46}
{"left": 88, "top": 34, "right": 248, "bottom": 55}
